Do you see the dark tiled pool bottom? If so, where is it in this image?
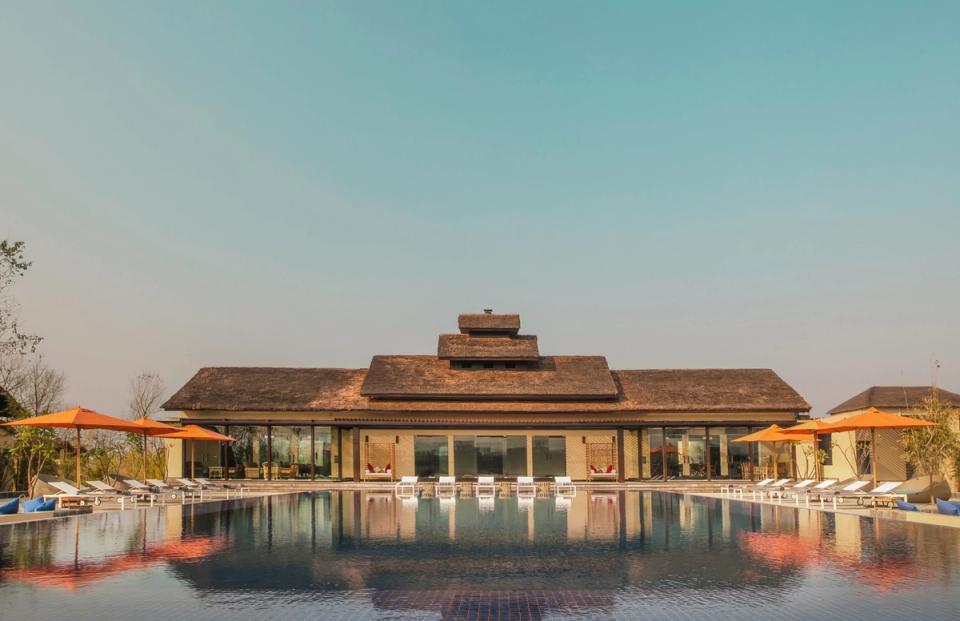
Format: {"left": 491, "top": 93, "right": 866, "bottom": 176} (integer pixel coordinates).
{"left": 1, "top": 492, "right": 959, "bottom": 620}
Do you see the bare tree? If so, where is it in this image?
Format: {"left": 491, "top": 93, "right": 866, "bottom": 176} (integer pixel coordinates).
{"left": 10, "top": 356, "right": 66, "bottom": 417}
{"left": 6, "top": 356, "right": 66, "bottom": 491}
{"left": 126, "top": 372, "right": 165, "bottom": 420}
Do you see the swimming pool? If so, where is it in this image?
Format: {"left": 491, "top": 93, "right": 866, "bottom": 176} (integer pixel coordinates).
{"left": 1, "top": 491, "right": 958, "bottom": 620}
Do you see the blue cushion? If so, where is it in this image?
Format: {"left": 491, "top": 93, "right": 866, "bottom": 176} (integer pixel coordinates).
{"left": 37, "top": 498, "right": 58, "bottom": 511}
{"left": 0, "top": 497, "right": 19, "bottom": 515}
{"left": 895, "top": 499, "right": 918, "bottom": 512}
{"left": 935, "top": 498, "right": 960, "bottom": 516}
{"left": 21, "top": 497, "right": 44, "bottom": 513}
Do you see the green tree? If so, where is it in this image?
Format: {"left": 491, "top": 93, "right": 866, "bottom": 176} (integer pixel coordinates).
{"left": 901, "top": 392, "right": 960, "bottom": 501}
{"left": 0, "top": 240, "right": 41, "bottom": 355}
{"left": 10, "top": 427, "right": 58, "bottom": 497}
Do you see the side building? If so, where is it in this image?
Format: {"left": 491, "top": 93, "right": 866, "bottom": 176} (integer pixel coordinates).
{"left": 162, "top": 311, "right": 810, "bottom": 482}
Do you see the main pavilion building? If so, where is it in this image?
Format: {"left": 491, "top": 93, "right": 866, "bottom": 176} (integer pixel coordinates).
{"left": 162, "top": 311, "right": 810, "bottom": 482}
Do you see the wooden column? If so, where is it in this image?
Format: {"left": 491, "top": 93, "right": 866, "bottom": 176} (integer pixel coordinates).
{"left": 616, "top": 427, "right": 625, "bottom": 483}
{"left": 266, "top": 425, "right": 273, "bottom": 481}
{"left": 352, "top": 427, "right": 361, "bottom": 483}
{"left": 310, "top": 426, "right": 316, "bottom": 480}
{"left": 637, "top": 427, "right": 643, "bottom": 480}
{"left": 705, "top": 427, "right": 712, "bottom": 482}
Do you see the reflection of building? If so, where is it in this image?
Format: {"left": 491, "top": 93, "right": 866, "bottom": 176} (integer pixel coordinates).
{"left": 797, "top": 386, "right": 960, "bottom": 488}
{"left": 163, "top": 311, "right": 809, "bottom": 481}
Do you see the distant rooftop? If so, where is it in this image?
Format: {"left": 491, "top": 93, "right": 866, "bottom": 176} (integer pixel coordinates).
{"left": 458, "top": 312, "right": 520, "bottom": 334}
{"left": 828, "top": 386, "right": 960, "bottom": 414}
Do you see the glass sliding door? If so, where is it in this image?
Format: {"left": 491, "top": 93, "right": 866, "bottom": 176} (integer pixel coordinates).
{"left": 707, "top": 429, "right": 721, "bottom": 479}
{"left": 532, "top": 436, "right": 566, "bottom": 476}
{"left": 453, "top": 435, "right": 528, "bottom": 477}
{"left": 647, "top": 428, "right": 665, "bottom": 480}
{"left": 685, "top": 427, "right": 707, "bottom": 479}
{"left": 414, "top": 436, "right": 448, "bottom": 477}
{"left": 314, "top": 426, "right": 332, "bottom": 478}
{"left": 271, "top": 426, "right": 311, "bottom": 479}
{"left": 723, "top": 427, "right": 751, "bottom": 479}
{"left": 664, "top": 428, "right": 683, "bottom": 480}
{"left": 230, "top": 426, "right": 269, "bottom": 479}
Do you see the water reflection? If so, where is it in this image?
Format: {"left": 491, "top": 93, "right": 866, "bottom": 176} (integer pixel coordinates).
{"left": 1, "top": 492, "right": 958, "bottom": 620}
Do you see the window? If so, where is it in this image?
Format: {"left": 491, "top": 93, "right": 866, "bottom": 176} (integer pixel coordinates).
{"left": 506, "top": 362, "right": 516, "bottom": 369}
{"left": 414, "top": 436, "right": 448, "bottom": 477}
{"left": 532, "top": 436, "right": 566, "bottom": 476}
{"left": 857, "top": 440, "right": 872, "bottom": 474}
{"left": 817, "top": 433, "right": 833, "bottom": 466}
{"left": 483, "top": 362, "right": 494, "bottom": 369}
{"left": 461, "top": 362, "right": 473, "bottom": 369}
{"left": 454, "top": 435, "right": 527, "bottom": 476}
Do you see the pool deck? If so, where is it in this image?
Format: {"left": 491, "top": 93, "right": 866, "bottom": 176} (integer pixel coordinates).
{"left": 2, "top": 480, "right": 958, "bottom": 529}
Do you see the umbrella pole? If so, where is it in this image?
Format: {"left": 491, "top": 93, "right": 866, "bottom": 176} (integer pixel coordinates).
{"left": 871, "top": 427, "right": 878, "bottom": 489}
{"left": 75, "top": 428, "right": 81, "bottom": 486}
{"left": 191, "top": 441, "right": 195, "bottom": 480}
{"left": 142, "top": 431, "right": 148, "bottom": 481}
{"left": 773, "top": 441, "right": 778, "bottom": 480}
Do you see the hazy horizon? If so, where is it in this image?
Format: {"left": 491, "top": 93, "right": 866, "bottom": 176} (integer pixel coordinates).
{"left": 2, "top": 2, "right": 958, "bottom": 418}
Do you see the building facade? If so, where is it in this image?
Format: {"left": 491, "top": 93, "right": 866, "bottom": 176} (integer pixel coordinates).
{"left": 162, "top": 312, "right": 810, "bottom": 482}
{"left": 797, "top": 386, "right": 960, "bottom": 489}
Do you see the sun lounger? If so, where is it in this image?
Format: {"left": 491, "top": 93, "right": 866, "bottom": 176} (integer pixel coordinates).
{"left": 823, "top": 480, "right": 884, "bottom": 508}
{"left": 790, "top": 479, "right": 838, "bottom": 504}
{"left": 516, "top": 476, "right": 537, "bottom": 497}
{"left": 193, "top": 477, "right": 245, "bottom": 495}
{"left": 768, "top": 479, "right": 815, "bottom": 501}
{"left": 829, "top": 480, "right": 902, "bottom": 508}
{"left": 142, "top": 479, "right": 190, "bottom": 500}
{"left": 721, "top": 478, "right": 771, "bottom": 496}
{"left": 87, "top": 480, "right": 155, "bottom": 504}
{"left": 552, "top": 476, "right": 576, "bottom": 497}
{"left": 43, "top": 481, "right": 107, "bottom": 508}
{"left": 475, "top": 476, "right": 497, "bottom": 498}
{"left": 395, "top": 475, "right": 419, "bottom": 497}
{"left": 435, "top": 476, "right": 457, "bottom": 497}
{"left": 753, "top": 479, "right": 791, "bottom": 499}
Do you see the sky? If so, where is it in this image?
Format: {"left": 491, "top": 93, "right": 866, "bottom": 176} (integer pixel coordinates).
{"left": 1, "top": 1, "right": 958, "bottom": 418}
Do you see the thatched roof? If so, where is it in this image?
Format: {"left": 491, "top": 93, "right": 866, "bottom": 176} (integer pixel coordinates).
{"left": 360, "top": 355, "right": 618, "bottom": 400}
{"left": 458, "top": 313, "right": 520, "bottom": 334}
{"left": 437, "top": 334, "right": 539, "bottom": 360}
{"left": 828, "top": 386, "right": 960, "bottom": 414}
{"left": 163, "top": 366, "right": 808, "bottom": 413}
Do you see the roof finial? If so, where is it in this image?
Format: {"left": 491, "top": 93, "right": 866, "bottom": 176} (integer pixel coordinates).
{"left": 483, "top": 308, "right": 493, "bottom": 314}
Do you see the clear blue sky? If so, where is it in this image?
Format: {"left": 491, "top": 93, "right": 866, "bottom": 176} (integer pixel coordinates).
{"left": 2, "top": 1, "right": 958, "bottom": 417}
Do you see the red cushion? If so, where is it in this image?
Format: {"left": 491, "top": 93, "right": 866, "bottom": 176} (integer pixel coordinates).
{"left": 589, "top": 464, "right": 597, "bottom": 473}
{"left": 366, "top": 463, "right": 375, "bottom": 472}
{"left": 385, "top": 463, "right": 391, "bottom": 471}
{"left": 606, "top": 465, "right": 615, "bottom": 473}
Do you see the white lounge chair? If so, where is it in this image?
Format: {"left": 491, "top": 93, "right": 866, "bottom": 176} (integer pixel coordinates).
{"left": 832, "top": 481, "right": 904, "bottom": 509}
{"left": 43, "top": 481, "right": 105, "bottom": 508}
{"left": 791, "top": 479, "right": 838, "bottom": 504}
{"left": 816, "top": 480, "right": 870, "bottom": 505}
{"left": 516, "top": 476, "right": 537, "bottom": 497}
{"left": 769, "top": 479, "right": 816, "bottom": 501}
{"left": 435, "top": 476, "right": 457, "bottom": 497}
{"left": 475, "top": 476, "right": 497, "bottom": 498}
{"left": 552, "top": 476, "right": 576, "bottom": 497}
{"left": 395, "top": 476, "right": 419, "bottom": 497}
{"left": 754, "top": 478, "right": 791, "bottom": 499}
{"left": 194, "top": 477, "right": 245, "bottom": 496}
{"left": 87, "top": 480, "right": 154, "bottom": 503}
{"left": 144, "top": 479, "right": 190, "bottom": 500}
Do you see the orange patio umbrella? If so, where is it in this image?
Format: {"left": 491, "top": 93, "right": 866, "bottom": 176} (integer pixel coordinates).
{"left": 1, "top": 406, "right": 145, "bottom": 486}
{"left": 131, "top": 417, "right": 178, "bottom": 481}
{"left": 781, "top": 419, "right": 833, "bottom": 480}
{"left": 732, "top": 424, "right": 812, "bottom": 479}
{"left": 157, "top": 424, "right": 234, "bottom": 479}
{"left": 818, "top": 407, "right": 937, "bottom": 489}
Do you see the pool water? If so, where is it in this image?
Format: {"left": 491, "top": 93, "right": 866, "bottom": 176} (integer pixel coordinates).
{"left": 1, "top": 491, "right": 958, "bottom": 620}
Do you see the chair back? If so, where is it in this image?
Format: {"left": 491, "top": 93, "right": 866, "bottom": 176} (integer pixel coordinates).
{"left": 517, "top": 476, "right": 534, "bottom": 484}
{"left": 755, "top": 478, "right": 775, "bottom": 486}
{"left": 438, "top": 476, "right": 455, "bottom": 484}
{"left": 124, "top": 479, "right": 148, "bottom": 489}
{"left": 177, "top": 478, "right": 199, "bottom": 488}
{"left": 770, "top": 478, "right": 791, "bottom": 487}
{"left": 195, "top": 478, "right": 211, "bottom": 485}
{"left": 870, "top": 481, "right": 902, "bottom": 494}
{"left": 86, "top": 480, "right": 113, "bottom": 492}
{"left": 146, "top": 479, "right": 169, "bottom": 488}
{"left": 842, "top": 480, "right": 870, "bottom": 492}
{"left": 478, "top": 476, "right": 494, "bottom": 484}
{"left": 811, "top": 479, "right": 837, "bottom": 490}
{"left": 50, "top": 481, "right": 81, "bottom": 495}
{"left": 793, "top": 479, "right": 816, "bottom": 489}
{"left": 400, "top": 476, "right": 418, "bottom": 484}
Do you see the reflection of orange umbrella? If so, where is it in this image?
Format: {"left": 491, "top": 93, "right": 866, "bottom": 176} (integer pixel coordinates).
{"left": 782, "top": 419, "right": 831, "bottom": 480}
{"left": 732, "top": 424, "right": 807, "bottom": 479}
{"left": 819, "top": 407, "right": 937, "bottom": 489}
{"left": 6, "top": 537, "right": 225, "bottom": 591}
{"left": 131, "top": 418, "right": 178, "bottom": 481}
{"left": 651, "top": 443, "right": 679, "bottom": 454}
{"left": 157, "top": 425, "right": 234, "bottom": 479}
{"left": 2, "top": 406, "right": 145, "bottom": 485}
